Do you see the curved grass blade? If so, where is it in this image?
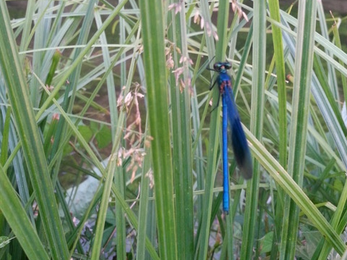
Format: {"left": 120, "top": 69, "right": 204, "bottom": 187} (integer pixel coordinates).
{"left": 0, "top": 3, "right": 69, "bottom": 259}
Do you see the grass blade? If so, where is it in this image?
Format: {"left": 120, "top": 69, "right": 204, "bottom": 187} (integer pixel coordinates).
{"left": 280, "top": 1, "right": 318, "bottom": 259}
{"left": 0, "top": 165, "right": 50, "bottom": 260}
{"left": 139, "top": 0, "right": 178, "bottom": 259}
{"left": 167, "top": 1, "right": 194, "bottom": 259}
{"left": 0, "top": 3, "right": 69, "bottom": 259}
{"left": 240, "top": 0, "right": 266, "bottom": 258}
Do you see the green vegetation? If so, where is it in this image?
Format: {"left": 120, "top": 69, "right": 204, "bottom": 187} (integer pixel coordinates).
{"left": 0, "top": 0, "right": 347, "bottom": 259}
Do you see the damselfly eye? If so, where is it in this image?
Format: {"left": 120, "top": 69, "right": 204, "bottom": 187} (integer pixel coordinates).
{"left": 224, "top": 62, "right": 232, "bottom": 69}
{"left": 213, "top": 62, "right": 223, "bottom": 71}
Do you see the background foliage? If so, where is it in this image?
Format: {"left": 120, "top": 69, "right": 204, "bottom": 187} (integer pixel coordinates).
{"left": 0, "top": 0, "right": 347, "bottom": 259}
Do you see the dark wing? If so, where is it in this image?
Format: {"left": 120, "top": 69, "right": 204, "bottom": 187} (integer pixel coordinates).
{"left": 224, "top": 87, "right": 253, "bottom": 179}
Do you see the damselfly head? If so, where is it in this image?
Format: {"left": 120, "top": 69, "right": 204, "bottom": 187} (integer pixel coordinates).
{"left": 213, "top": 62, "right": 232, "bottom": 72}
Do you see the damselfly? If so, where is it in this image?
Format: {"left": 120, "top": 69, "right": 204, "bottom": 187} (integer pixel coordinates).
{"left": 210, "top": 61, "right": 252, "bottom": 214}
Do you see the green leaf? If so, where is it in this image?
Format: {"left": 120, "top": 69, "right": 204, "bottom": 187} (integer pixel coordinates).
{"left": 95, "top": 125, "right": 112, "bottom": 149}
{"left": 78, "top": 125, "right": 93, "bottom": 143}
{"left": 259, "top": 231, "right": 273, "bottom": 254}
